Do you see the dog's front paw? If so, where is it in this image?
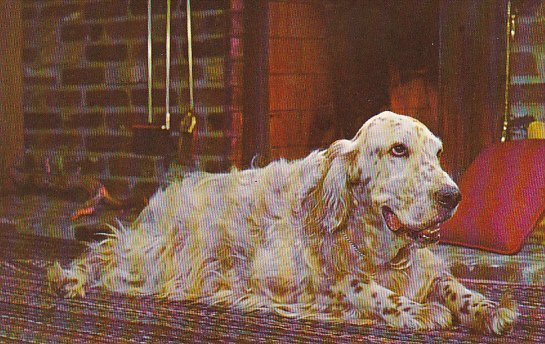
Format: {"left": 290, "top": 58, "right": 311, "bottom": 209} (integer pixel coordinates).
{"left": 383, "top": 301, "right": 452, "bottom": 331}
{"left": 471, "top": 293, "right": 518, "bottom": 335}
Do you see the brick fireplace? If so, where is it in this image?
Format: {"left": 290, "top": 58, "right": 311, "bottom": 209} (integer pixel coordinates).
{"left": 21, "top": 0, "right": 243, "bottom": 193}
{"left": 14, "top": 0, "right": 535, "bottom": 189}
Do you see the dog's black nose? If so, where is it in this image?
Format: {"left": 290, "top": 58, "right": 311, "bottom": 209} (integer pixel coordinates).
{"left": 434, "top": 186, "right": 462, "bottom": 210}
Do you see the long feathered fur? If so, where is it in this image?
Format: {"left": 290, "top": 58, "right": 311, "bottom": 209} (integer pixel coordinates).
{"left": 48, "top": 111, "right": 518, "bottom": 334}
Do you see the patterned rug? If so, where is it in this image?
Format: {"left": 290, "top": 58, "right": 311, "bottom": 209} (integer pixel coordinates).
{"left": 0, "top": 232, "right": 544, "bottom": 343}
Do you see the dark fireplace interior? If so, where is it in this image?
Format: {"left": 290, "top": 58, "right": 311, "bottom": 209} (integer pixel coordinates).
{"left": 324, "top": 1, "right": 440, "bottom": 138}
{"left": 263, "top": 1, "right": 441, "bottom": 161}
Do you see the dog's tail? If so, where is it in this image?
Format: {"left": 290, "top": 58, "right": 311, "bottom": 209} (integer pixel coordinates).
{"left": 47, "top": 261, "right": 67, "bottom": 294}
{"left": 46, "top": 222, "right": 126, "bottom": 298}
{"left": 46, "top": 257, "right": 92, "bottom": 298}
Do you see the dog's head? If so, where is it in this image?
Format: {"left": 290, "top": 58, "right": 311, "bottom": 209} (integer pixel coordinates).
{"left": 318, "top": 111, "right": 460, "bottom": 248}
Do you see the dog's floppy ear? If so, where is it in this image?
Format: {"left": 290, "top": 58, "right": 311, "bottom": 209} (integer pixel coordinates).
{"left": 318, "top": 139, "right": 358, "bottom": 233}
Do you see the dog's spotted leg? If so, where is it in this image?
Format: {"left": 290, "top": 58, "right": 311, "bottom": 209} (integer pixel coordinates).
{"left": 329, "top": 274, "right": 452, "bottom": 330}
{"left": 429, "top": 275, "right": 518, "bottom": 335}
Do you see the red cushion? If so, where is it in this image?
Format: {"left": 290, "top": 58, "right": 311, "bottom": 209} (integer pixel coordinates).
{"left": 440, "top": 140, "right": 545, "bottom": 254}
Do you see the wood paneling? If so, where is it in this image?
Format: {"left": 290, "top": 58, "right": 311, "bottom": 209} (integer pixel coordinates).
{"left": 242, "top": 0, "right": 270, "bottom": 167}
{"left": 0, "top": 0, "right": 24, "bottom": 191}
{"left": 438, "top": 0, "right": 508, "bottom": 180}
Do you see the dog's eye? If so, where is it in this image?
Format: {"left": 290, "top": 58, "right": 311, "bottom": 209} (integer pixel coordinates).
{"left": 390, "top": 144, "right": 409, "bottom": 157}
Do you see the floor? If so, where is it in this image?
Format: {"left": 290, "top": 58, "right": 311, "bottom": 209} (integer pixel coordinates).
{"left": 0, "top": 193, "right": 544, "bottom": 342}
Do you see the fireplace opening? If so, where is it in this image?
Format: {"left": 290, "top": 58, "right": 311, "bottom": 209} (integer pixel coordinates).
{"left": 325, "top": 1, "right": 440, "bottom": 138}
{"left": 265, "top": 1, "right": 440, "bottom": 160}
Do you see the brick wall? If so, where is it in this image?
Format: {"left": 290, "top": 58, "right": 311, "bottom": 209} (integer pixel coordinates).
{"left": 267, "top": 0, "right": 333, "bottom": 160}
{"left": 22, "top": 0, "right": 243, "bottom": 191}
{"left": 509, "top": 1, "right": 545, "bottom": 139}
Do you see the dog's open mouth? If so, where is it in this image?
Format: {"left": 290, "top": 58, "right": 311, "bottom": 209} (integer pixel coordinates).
{"left": 382, "top": 206, "right": 441, "bottom": 245}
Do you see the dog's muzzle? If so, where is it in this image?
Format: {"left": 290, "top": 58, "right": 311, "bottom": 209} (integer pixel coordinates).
{"left": 382, "top": 206, "right": 443, "bottom": 246}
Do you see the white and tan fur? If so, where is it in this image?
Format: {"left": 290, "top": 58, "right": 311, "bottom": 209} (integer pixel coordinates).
{"left": 49, "top": 111, "right": 517, "bottom": 334}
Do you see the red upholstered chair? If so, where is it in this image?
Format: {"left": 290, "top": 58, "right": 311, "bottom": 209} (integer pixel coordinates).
{"left": 440, "top": 139, "right": 545, "bottom": 254}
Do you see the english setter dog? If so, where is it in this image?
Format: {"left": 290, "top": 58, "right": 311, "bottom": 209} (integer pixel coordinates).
{"left": 49, "top": 111, "right": 517, "bottom": 335}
